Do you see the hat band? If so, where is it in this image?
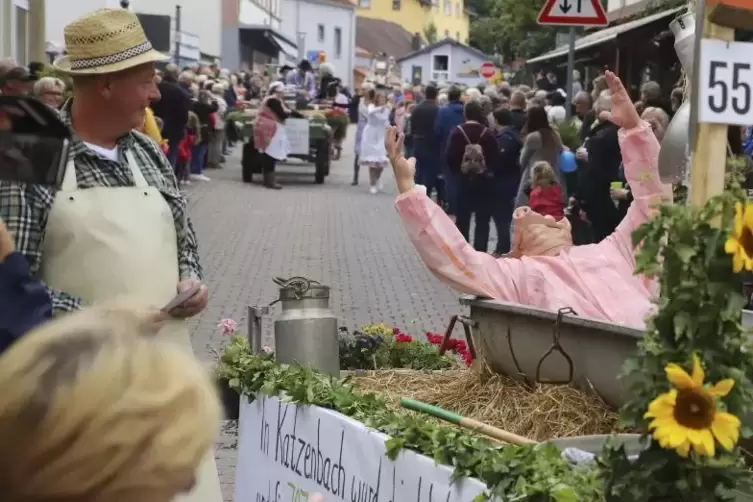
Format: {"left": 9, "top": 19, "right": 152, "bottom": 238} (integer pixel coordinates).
{"left": 69, "top": 40, "right": 154, "bottom": 70}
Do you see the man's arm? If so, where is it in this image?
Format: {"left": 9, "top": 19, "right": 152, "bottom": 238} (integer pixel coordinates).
{"left": 0, "top": 181, "right": 83, "bottom": 314}
{"left": 138, "top": 136, "right": 204, "bottom": 280}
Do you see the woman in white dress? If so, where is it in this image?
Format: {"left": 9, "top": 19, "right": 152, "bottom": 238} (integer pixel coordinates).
{"left": 358, "top": 91, "right": 391, "bottom": 194}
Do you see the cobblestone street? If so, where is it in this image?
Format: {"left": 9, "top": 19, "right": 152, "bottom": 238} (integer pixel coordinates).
{"left": 184, "top": 126, "right": 470, "bottom": 500}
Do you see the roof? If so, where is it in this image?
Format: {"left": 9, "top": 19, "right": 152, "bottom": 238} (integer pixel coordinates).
{"left": 526, "top": 6, "right": 682, "bottom": 65}
{"left": 356, "top": 17, "right": 415, "bottom": 58}
{"left": 356, "top": 46, "right": 372, "bottom": 57}
{"left": 395, "top": 37, "right": 487, "bottom": 63}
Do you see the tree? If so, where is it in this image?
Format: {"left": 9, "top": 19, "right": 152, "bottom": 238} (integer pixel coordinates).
{"left": 424, "top": 21, "right": 438, "bottom": 44}
{"left": 468, "top": 0, "right": 558, "bottom": 60}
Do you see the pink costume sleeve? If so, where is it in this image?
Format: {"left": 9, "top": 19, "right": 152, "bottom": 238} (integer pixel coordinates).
{"left": 606, "top": 121, "right": 673, "bottom": 262}
{"left": 395, "top": 185, "right": 523, "bottom": 301}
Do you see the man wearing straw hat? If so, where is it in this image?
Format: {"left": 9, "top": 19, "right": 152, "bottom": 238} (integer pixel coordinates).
{"left": 0, "top": 8, "right": 222, "bottom": 502}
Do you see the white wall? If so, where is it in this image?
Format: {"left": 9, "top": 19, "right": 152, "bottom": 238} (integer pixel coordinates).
{"left": 280, "top": 0, "right": 355, "bottom": 87}
{"left": 128, "top": 0, "right": 221, "bottom": 57}
{"left": 239, "top": 0, "right": 281, "bottom": 30}
{"left": 45, "top": 0, "right": 222, "bottom": 59}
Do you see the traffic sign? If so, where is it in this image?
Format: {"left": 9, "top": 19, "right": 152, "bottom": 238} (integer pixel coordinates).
{"left": 537, "top": 0, "right": 608, "bottom": 26}
{"left": 479, "top": 62, "right": 496, "bottom": 79}
{"left": 697, "top": 39, "right": 753, "bottom": 127}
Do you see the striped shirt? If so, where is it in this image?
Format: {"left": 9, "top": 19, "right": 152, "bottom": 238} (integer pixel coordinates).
{"left": 0, "top": 101, "right": 203, "bottom": 315}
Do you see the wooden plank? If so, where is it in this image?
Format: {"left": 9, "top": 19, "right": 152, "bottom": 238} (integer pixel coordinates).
{"left": 690, "top": 17, "right": 735, "bottom": 207}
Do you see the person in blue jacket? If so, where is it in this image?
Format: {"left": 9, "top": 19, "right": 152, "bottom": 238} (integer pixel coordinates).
{"left": 0, "top": 218, "right": 51, "bottom": 354}
{"left": 433, "top": 86, "right": 465, "bottom": 215}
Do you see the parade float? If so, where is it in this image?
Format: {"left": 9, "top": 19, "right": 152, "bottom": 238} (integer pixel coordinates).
{"left": 231, "top": 86, "right": 349, "bottom": 185}
{"left": 217, "top": 1, "right": 753, "bottom": 498}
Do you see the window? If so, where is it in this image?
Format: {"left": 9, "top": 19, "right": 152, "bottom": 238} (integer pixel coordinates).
{"left": 433, "top": 0, "right": 438, "bottom": 11}
{"left": 455, "top": 31, "right": 460, "bottom": 40}
{"left": 444, "top": 29, "right": 449, "bottom": 38}
{"left": 455, "top": 2, "right": 460, "bottom": 16}
{"left": 359, "top": 0, "right": 370, "bottom": 8}
{"left": 317, "top": 24, "right": 325, "bottom": 42}
{"left": 392, "top": 0, "right": 401, "bottom": 9}
{"left": 444, "top": 0, "right": 451, "bottom": 14}
{"left": 334, "top": 27, "right": 342, "bottom": 59}
{"left": 14, "top": 5, "right": 27, "bottom": 66}
{"left": 431, "top": 54, "right": 449, "bottom": 82}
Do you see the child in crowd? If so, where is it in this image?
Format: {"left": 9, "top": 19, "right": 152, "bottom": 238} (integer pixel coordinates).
{"left": 527, "top": 161, "right": 564, "bottom": 220}
{"left": 176, "top": 112, "right": 200, "bottom": 186}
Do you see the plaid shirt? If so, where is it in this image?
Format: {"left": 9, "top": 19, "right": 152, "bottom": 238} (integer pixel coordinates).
{"left": 0, "top": 102, "right": 203, "bottom": 315}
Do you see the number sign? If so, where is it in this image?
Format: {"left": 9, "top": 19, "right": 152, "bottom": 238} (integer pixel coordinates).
{"left": 698, "top": 39, "right": 753, "bottom": 126}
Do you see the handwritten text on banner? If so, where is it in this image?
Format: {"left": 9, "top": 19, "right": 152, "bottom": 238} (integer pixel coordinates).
{"left": 235, "top": 395, "right": 488, "bottom": 502}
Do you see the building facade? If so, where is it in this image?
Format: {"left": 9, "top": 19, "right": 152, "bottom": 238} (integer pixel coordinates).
{"left": 355, "top": 0, "right": 469, "bottom": 46}
{"left": 222, "top": 0, "right": 298, "bottom": 71}
{"left": 45, "top": 0, "right": 222, "bottom": 64}
{"left": 1, "top": 0, "right": 31, "bottom": 65}
{"left": 280, "top": 0, "right": 355, "bottom": 87}
{"left": 396, "top": 38, "right": 486, "bottom": 86}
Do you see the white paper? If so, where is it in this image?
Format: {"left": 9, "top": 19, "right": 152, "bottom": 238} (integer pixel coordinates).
{"left": 697, "top": 39, "right": 753, "bottom": 127}
{"left": 285, "top": 118, "right": 310, "bottom": 156}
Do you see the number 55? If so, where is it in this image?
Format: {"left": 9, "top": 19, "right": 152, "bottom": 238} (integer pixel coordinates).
{"left": 708, "top": 61, "right": 752, "bottom": 115}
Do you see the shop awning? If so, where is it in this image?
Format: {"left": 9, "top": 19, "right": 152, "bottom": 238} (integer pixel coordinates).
{"left": 526, "top": 7, "right": 683, "bottom": 65}
{"left": 239, "top": 25, "right": 298, "bottom": 58}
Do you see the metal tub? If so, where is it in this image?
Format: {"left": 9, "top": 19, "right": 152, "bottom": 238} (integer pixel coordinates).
{"left": 462, "top": 296, "right": 753, "bottom": 409}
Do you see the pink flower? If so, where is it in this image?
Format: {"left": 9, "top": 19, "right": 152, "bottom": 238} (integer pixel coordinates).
{"left": 218, "top": 318, "right": 238, "bottom": 335}
{"left": 262, "top": 345, "right": 274, "bottom": 354}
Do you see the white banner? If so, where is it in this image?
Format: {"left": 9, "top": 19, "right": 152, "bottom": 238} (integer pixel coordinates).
{"left": 235, "top": 395, "right": 488, "bottom": 502}
{"left": 285, "top": 119, "right": 310, "bottom": 156}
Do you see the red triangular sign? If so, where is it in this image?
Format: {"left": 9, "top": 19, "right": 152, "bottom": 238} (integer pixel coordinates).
{"left": 537, "top": 0, "right": 608, "bottom": 26}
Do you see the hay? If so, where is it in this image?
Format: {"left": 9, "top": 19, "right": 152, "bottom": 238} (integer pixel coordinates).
{"left": 350, "top": 367, "right": 622, "bottom": 443}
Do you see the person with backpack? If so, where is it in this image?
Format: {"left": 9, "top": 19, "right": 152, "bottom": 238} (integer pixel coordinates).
{"left": 445, "top": 99, "right": 502, "bottom": 252}
{"left": 491, "top": 107, "right": 523, "bottom": 256}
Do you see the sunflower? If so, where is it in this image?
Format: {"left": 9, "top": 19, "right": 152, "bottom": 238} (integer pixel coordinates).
{"left": 725, "top": 201, "right": 753, "bottom": 273}
{"left": 645, "top": 354, "right": 740, "bottom": 458}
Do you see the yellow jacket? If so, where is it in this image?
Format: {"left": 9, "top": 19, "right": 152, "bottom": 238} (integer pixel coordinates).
{"left": 140, "top": 107, "right": 163, "bottom": 144}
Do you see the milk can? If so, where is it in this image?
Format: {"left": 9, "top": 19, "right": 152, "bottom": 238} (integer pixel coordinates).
{"left": 272, "top": 276, "right": 340, "bottom": 376}
{"left": 669, "top": 12, "right": 695, "bottom": 81}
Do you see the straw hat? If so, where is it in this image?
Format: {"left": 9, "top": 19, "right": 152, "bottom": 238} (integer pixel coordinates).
{"left": 53, "top": 9, "right": 167, "bottom": 75}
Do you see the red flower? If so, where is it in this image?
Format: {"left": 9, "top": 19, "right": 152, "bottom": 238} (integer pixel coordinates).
{"left": 462, "top": 351, "right": 473, "bottom": 366}
{"left": 425, "top": 332, "right": 442, "bottom": 345}
{"left": 393, "top": 327, "right": 401, "bottom": 335}
{"left": 395, "top": 334, "right": 413, "bottom": 343}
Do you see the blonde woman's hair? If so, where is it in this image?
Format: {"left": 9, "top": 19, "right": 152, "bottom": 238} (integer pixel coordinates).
{"left": 531, "top": 161, "right": 557, "bottom": 189}
{"left": 32, "top": 76, "right": 65, "bottom": 97}
{"left": 0, "top": 303, "right": 221, "bottom": 502}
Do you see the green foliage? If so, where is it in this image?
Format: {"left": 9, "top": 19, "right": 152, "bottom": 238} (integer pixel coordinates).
{"left": 337, "top": 326, "right": 456, "bottom": 371}
{"left": 555, "top": 120, "right": 582, "bottom": 151}
{"left": 216, "top": 335, "right": 605, "bottom": 501}
{"left": 599, "top": 159, "right": 753, "bottom": 500}
{"left": 468, "top": 0, "right": 558, "bottom": 59}
{"left": 424, "top": 21, "right": 438, "bottom": 44}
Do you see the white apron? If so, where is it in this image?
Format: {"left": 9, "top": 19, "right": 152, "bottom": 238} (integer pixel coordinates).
{"left": 38, "top": 152, "right": 223, "bottom": 502}
{"left": 264, "top": 122, "right": 291, "bottom": 161}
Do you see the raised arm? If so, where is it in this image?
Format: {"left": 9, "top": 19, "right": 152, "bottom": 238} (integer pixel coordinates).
{"left": 598, "top": 71, "right": 672, "bottom": 262}
{"left": 385, "top": 126, "right": 523, "bottom": 301}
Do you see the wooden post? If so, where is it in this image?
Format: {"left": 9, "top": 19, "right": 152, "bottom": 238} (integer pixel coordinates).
{"left": 689, "top": 5, "right": 735, "bottom": 207}
{"left": 27, "top": 0, "right": 46, "bottom": 64}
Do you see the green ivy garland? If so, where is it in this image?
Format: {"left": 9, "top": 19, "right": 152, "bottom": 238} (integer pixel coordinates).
{"left": 217, "top": 335, "right": 605, "bottom": 501}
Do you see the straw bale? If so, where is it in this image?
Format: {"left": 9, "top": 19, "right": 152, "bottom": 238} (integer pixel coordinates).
{"left": 350, "top": 366, "right": 622, "bottom": 442}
